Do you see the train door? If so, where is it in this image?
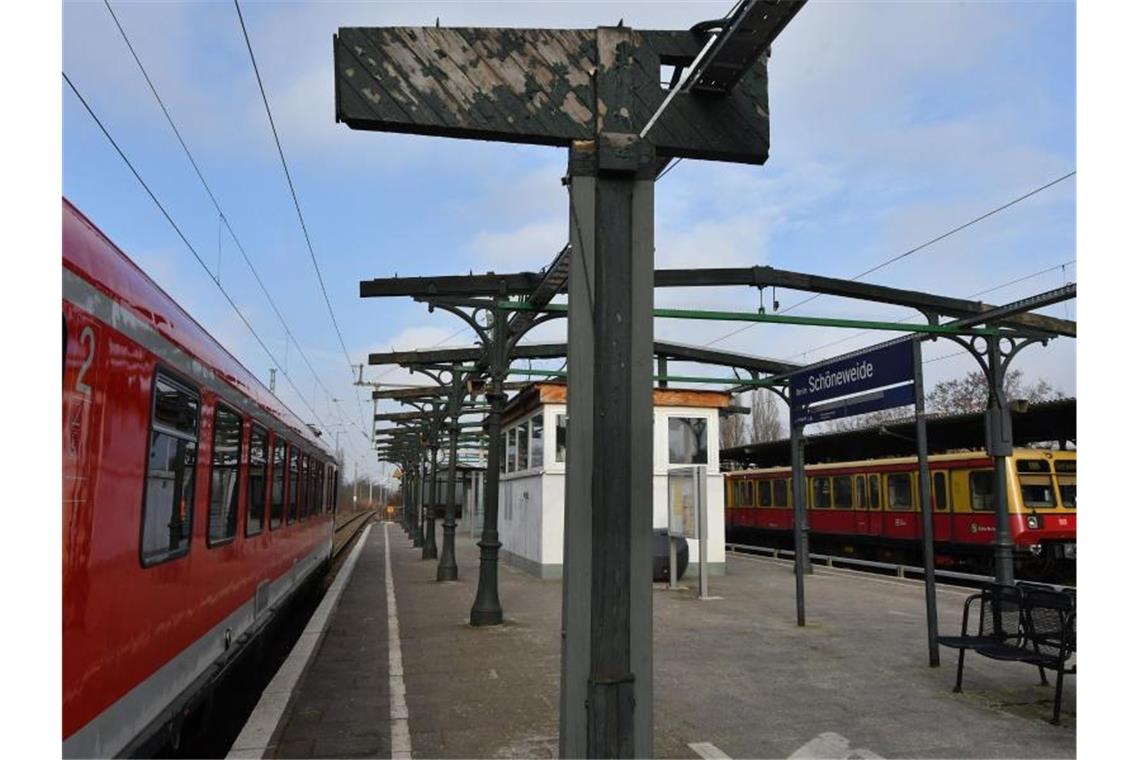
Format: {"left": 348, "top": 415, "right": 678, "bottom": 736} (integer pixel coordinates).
{"left": 854, "top": 474, "right": 870, "bottom": 535}
{"left": 865, "top": 473, "right": 883, "bottom": 536}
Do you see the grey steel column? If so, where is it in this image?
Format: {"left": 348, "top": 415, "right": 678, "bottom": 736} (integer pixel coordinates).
{"left": 913, "top": 338, "right": 940, "bottom": 667}
{"left": 986, "top": 337, "right": 1015, "bottom": 585}
{"left": 423, "top": 443, "right": 439, "bottom": 560}
{"left": 438, "top": 369, "right": 462, "bottom": 581}
{"left": 470, "top": 309, "right": 507, "bottom": 626}
{"left": 412, "top": 456, "right": 424, "bottom": 548}
{"left": 790, "top": 422, "right": 807, "bottom": 627}
{"left": 559, "top": 124, "right": 655, "bottom": 756}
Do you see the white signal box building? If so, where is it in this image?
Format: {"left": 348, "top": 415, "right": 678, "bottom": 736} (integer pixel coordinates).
{"left": 494, "top": 382, "right": 729, "bottom": 579}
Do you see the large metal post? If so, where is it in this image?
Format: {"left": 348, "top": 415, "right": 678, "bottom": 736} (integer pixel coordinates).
{"left": 985, "top": 337, "right": 1015, "bottom": 585}
{"left": 560, "top": 51, "right": 655, "bottom": 754}
{"left": 412, "top": 454, "right": 425, "bottom": 548}
{"left": 423, "top": 442, "right": 440, "bottom": 560}
{"left": 438, "top": 368, "right": 462, "bottom": 581}
{"left": 470, "top": 309, "right": 507, "bottom": 626}
{"left": 790, "top": 422, "right": 807, "bottom": 627}
{"left": 913, "top": 339, "right": 940, "bottom": 666}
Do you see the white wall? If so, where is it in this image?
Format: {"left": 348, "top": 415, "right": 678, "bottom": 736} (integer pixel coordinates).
{"left": 496, "top": 399, "right": 725, "bottom": 573}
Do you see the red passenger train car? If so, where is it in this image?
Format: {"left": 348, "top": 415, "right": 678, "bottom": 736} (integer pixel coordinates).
{"left": 63, "top": 199, "right": 339, "bottom": 757}
{"left": 725, "top": 448, "right": 1076, "bottom": 578}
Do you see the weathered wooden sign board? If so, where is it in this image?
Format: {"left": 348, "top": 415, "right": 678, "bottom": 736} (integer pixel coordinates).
{"left": 335, "top": 27, "right": 771, "bottom": 163}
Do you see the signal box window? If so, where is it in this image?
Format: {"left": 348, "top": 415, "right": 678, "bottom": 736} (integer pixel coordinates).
{"left": 208, "top": 403, "right": 242, "bottom": 545}
{"left": 270, "top": 439, "right": 286, "bottom": 529}
{"left": 516, "top": 423, "right": 530, "bottom": 470}
{"left": 288, "top": 449, "right": 299, "bottom": 523}
{"left": 141, "top": 372, "right": 199, "bottom": 566}
{"left": 555, "top": 414, "right": 568, "bottom": 463}
{"left": 969, "top": 470, "right": 995, "bottom": 512}
{"left": 758, "top": 480, "right": 772, "bottom": 508}
{"left": 247, "top": 425, "right": 267, "bottom": 536}
{"left": 668, "top": 417, "right": 708, "bottom": 465}
{"left": 887, "top": 473, "right": 912, "bottom": 511}
{"left": 812, "top": 477, "right": 831, "bottom": 509}
{"left": 531, "top": 414, "right": 544, "bottom": 468}
{"left": 507, "top": 428, "right": 518, "bottom": 473}
{"left": 933, "top": 471, "right": 948, "bottom": 511}
{"left": 833, "top": 476, "right": 852, "bottom": 509}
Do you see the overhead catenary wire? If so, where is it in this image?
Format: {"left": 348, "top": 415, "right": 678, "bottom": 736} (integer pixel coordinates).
{"left": 705, "top": 170, "right": 1077, "bottom": 348}
{"left": 64, "top": 70, "right": 337, "bottom": 441}
{"left": 102, "top": 0, "right": 371, "bottom": 449}
{"left": 232, "top": 0, "right": 370, "bottom": 438}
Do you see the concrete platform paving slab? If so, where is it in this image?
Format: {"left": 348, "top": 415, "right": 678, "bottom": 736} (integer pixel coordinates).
{"left": 265, "top": 521, "right": 1074, "bottom": 758}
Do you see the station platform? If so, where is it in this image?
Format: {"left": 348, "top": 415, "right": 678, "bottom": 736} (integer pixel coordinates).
{"left": 232, "top": 522, "right": 1075, "bottom": 759}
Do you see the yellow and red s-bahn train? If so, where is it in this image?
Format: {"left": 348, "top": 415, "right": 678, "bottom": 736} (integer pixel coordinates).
{"left": 724, "top": 448, "right": 1075, "bottom": 579}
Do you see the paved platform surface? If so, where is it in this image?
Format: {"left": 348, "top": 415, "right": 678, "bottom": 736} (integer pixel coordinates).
{"left": 264, "top": 522, "right": 1075, "bottom": 758}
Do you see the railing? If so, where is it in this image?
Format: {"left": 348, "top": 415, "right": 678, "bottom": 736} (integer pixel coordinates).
{"left": 724, "top": 542, "right": 1076, "bottom": 593}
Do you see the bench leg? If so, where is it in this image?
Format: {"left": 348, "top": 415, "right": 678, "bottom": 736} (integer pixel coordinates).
{"left": 954, "top": 648, "right": 966, "bottom": 693}
{"left": 1051, "top": 668, "right": 1064, "bottom": 725}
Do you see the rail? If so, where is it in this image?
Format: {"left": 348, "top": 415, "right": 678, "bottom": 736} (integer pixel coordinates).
{"left": 725, "top": 542, "right": 1076, "bottom": 593}
{"left": 332, "top": 509, "right": 376, "bottom": 558}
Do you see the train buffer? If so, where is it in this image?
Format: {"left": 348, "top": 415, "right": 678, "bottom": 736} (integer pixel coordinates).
{"left": 229, "top": 526, "right": 1074, "bottom": 758}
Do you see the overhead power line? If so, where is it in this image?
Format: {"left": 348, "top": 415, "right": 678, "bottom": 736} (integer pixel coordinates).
{"left": 64, "top": 70, "right": 336, "bottom": 439}
{"left": 233, "top": 0, "right": 370, "bottom": 437}
{"left": 706, "top": 170, "right": 1077, "bottom": 347}
{"left": 101, "top": 0, "right": 370, "bottom": 447}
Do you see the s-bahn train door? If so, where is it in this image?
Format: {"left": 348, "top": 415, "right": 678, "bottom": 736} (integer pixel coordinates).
{"left": 853, "top": 474, "right": 870, "bottom": 535}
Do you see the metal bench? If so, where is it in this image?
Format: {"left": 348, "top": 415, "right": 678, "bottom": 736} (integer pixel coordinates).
{"left": 939, "top": 582, "right": 1076, "bottom": 724}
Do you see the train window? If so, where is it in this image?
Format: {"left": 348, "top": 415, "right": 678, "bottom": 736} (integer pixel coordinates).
{"left": 288, "top": 448, "right": 299, "bottom": 524}
{"left": 1059, "top": 481, "right": 1076, "bottom": 508}
{"left": 141, "top": 372, "right": 200, "bottom": 566}
{"left": 833, "top": 476, "right": 852, "bottom": 509}
{"left": 318, "top": 464, "right": 326, "bottom": 514}
{"left": 1019, "top": 476, "right": 1056, "bottom": 509}
{"left": 270, "top": 438, "right": 286, "bottom": 529}
{"left": 668, "top": 417, "right": 708, "bottom": 464}
{"left": 555, "top": 414, "right": 568, "bottom": 463}
{"left": 886, "top": 473, "right": 912, "bottom": 510}
{"left": 207, "top": 403, "right": 242, "bottom": 546}
{"left": 332, "top": 467, "right": 340, "bottom": 513}
{"left": 1055, "top": 460, "right": 1076, "bottom": 473}
{"left": 969, "top": 470, "right": 995, "bottom": 512}
{"left": 298, "top": 455, "right": 308, "bottom": 521}
{"left": 812, "top": 477, "right": 831, "bottom": 509}
{"left": 247, "top": 425, "right": 267, "bottom": 536}
{"left": 933, "top": 472, "right": 948, "bottom": 511}
{"left": 773, "top": 478, "right": 788, "bottom": 508}
{"left": 869, "top": 475, "right": 880, "bottom": 510}
{"left": 1016, "top": 459, "right": 1049, "bottom": 473}
{"left": 758, "top": 480, "right": 772, "bottom": 507}
{"left": 733, "top": 480, "right": 753, "bottom": 507}
{"left": 855, "top": 475, "right": 866, "bottom": 509}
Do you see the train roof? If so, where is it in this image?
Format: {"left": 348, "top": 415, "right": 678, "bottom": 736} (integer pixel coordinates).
{"left": 62, "top": 198, "right": 333, "bottom": 457}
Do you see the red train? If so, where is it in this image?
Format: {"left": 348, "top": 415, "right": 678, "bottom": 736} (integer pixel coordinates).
{"left": 724, "top": 448, "right": 1076, "bottom": 579}
{"left": 63, "top": 199, "right": 339, "bottom": 757}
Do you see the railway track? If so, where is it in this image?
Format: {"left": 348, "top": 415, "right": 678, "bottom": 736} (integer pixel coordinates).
{"left": 725, "top": 542, "right": 1076, "bottom": 593}
{"left": 332, "top": 509, "right": 376, "bottom": 560}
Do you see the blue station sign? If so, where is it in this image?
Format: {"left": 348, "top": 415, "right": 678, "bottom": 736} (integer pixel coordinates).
{"left": 790, "top": 340, "right": 916, "bottom": 425}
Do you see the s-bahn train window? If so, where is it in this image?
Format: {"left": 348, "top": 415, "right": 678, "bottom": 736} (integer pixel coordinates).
{"left": 247, "top": 425, "right": 267, "bottom": 536}
{"left": 868, "top": 474, "right": 881, "bottom": 510}
{"left": 1018, "top": 476, "right": 1056, "bottom": 509}
{"left": 141, "top": 371, "right": 200, "bottom": 566}
{"left": 288, "top": 448, "right": 299, "bottom": 524}
{"left": 811, "top": 477, "right": 831, "bottom": 509}
{"left": 933, "top": 472, "right": 948, "bottom": 511}
{"left": 969, "top": 470, "right": 995, "bottom": 512}
{"left": 886, "top": 473, "right": 912, "bottom": 511}
{"left": 270, "top": 438, "right": 286, "bottom": 529}
{"left": 207, "top": 403, "right": 242, "bottom": 545}
{"left": 668, "top": 417, "right": 708, "bottom": 465}
{"left": 758, "top": 480, "right": 772, "bottom": 508}
{"left": 1056, "top": 460, "right": 1076, "bottom": 507}
{"left": 733, "top": 480, "right": 753, "bottom": 507}
{"left": 773, "top": 478, "right": 788, "bottom": 508}
{"left": 833, "top": 476, "right": 852, "bottom": 509}
{"left": 855, "top": 475, "right": 866, "bottom": 508}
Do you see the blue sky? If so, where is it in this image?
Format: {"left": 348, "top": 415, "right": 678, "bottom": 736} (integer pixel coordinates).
{"left": 62, "top": 1, "right": 1076, "bottom": 483}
